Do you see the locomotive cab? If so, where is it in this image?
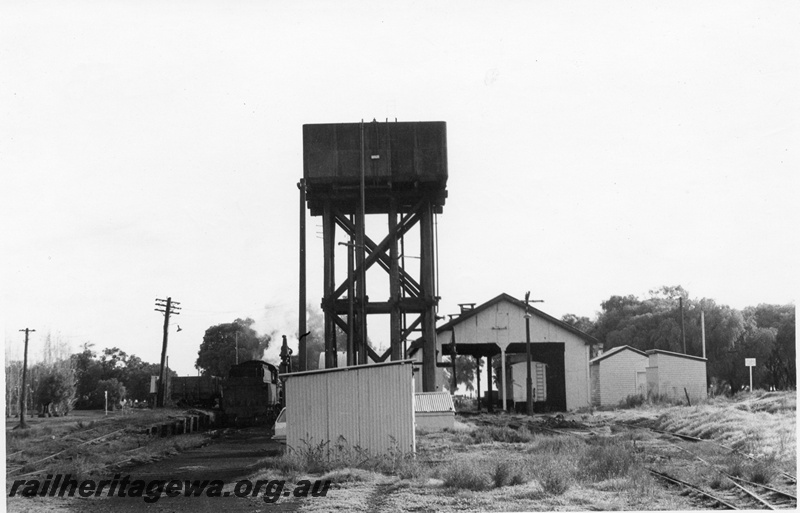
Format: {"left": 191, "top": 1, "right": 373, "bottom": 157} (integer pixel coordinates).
{"left": 222, "top": 360, "right": 281, "bottom": 425}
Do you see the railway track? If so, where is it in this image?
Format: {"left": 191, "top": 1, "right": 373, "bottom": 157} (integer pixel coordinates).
{"left": 456, "top": 414, "right": 795, "bottom": 509}
{"left": 647, "top": 468, "right": 739, "bottom": 509}
{"left": 637, "top": 426, "right": 797, "bottom": 510}
{"left": 7, "top": 427, "right": 129, "bottom": 478}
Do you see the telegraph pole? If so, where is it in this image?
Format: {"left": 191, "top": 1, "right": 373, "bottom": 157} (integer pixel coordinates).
{"left": 524, "top": 292, "right": 544, "bottom": 416}
{"left": 298, "top": 179, "right": 307, "bottom": 371}
{"left": 679, "top": 297, "right": 686, "bottom": 354}
{"left": 18, "top": 328, "right": 35, "bottom": 429}
{"left": 155, "top": 297, "right": 180, "bottom": 407}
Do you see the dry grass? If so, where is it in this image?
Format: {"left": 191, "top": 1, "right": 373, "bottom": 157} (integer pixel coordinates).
{"left": 654, "top": 391, "right": 796, "bottom": 465}
{"left": 256, "top": 435, "right": 424, "bottom": 482}
{"left": 468, "top": 424, "right": 534, "bottom": 444}
{"left": 270, "top": 394, "right": 798, "bottom": 511}
{"left": 6, "top": 408, "right": 212, "bottom": 483}
{"left": 252, "top": 415, "right": 687, "bottom": 511}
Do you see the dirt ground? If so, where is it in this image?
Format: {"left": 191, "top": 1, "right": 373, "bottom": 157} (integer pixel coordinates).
{"left": 7, "top": 426, "right": 289, "bottom": 513}
{"left": 6, "top": 392, "right": 796, "bottom": 512}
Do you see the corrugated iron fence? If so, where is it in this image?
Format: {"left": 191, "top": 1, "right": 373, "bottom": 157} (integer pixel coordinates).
{"left": 282, "top": 360, "right": 416, "bottom": 456}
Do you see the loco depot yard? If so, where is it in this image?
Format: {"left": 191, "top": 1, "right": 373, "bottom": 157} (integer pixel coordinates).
{"left": 4, "top": 5, "right": 797, "bottom": 511}
{"left": 6, "top": 390, "right": 796, "bottom": 512}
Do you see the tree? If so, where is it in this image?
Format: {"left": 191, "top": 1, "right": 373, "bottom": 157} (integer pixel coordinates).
{"left": 746, "top": 304, "right": 797, "bottom": 389}
{"left": 196, "top": 318, "right": 271, "bottom": 377}
{"left": 450, "top": 355, "right": 481, "bottom": 392}
{"left": 34, "top": 371, "right": 75, "bottom": 416}
{"left": 594, "top": 287, "right": 694, "bottom": 353}
{"left": 72, "top": 343, "right": 101, "bottom": 408}
{"left": 769, "top": 316, "right": 796, "bottom": 389}
{"left": 93, "top": 378, "right": 126, "bottom": 409}
{"left": 561, "top": 314, "right": 596, "bottom": 336}
{"left": 33, "top": 332, "right": 77, "bottom": 415}
{"left": 71, "top": 343, "right": 168, "bottom": 408}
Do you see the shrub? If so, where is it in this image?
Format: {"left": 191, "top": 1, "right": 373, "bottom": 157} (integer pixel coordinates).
{"left": 724, "top": 455, "right": 746, "bottom": 478}
{"left": 621, "top": 394, "right": 646, "bottom": 409}
{"left": 441, "top": 460, "right": 491, "bottom": 491}
{"left": 579, "top": 439, "right": 637, "bottom": 481}
{"left": 747, "top": 457, "right": 776, "bottom": 484}
{"left": 536, "top": 462, "right": 571, "bottom": 495}
{"left": 491, "top": 460, "right": 529, "bottom": 488}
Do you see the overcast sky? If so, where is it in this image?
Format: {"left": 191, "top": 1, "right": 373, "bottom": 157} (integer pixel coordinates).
{"left": 3, "top": 1, "right": 797, "bottom": 376}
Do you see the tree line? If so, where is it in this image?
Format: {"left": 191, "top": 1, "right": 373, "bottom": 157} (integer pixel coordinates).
{"left": 5, "top": 335, "right": 176, "bottom": 417}
{"left": 561, "top": 285, "right": 795, "bottom": 393}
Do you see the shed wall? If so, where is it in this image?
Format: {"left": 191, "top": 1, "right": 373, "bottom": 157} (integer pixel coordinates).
{"left": 647, "top": 353, "right": 707, "bottom": 402}
{"left": 598, "top": 352, "right": 648, "bottom": 406}
{"left": 284, "top": 362, "right": 415, "bottom": 455}
{"left": 590, "top": 364, "right": 600, "bottom": 406}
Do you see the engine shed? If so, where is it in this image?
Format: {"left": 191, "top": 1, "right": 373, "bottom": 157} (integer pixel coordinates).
{"left": 412, "top": 293, "right": 600, "bottom": 412}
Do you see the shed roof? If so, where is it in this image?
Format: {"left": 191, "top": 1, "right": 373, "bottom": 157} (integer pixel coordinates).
{"left": 414, "top": 392, "right": 455, "bottom": 413}
{"left": 279, "top": 359, "right": 417, "bottom": 379}
{"left": 590, "top": 345, "right": 648, "bottom": 364}
{"left": 646, "top": 349, "right": 708, "bottom": 363}
{"left": 436, "top": 293, "right": 600, "bottom": 345}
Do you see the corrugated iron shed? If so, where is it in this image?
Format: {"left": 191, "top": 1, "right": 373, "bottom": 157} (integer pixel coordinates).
{"left": 414, "top": 392, "right": 455, "bottom": 431}
{"left": 281, "top": 360, "right": 416, "bottom": 456}
{"left": 414, "top": 392, "right": 455, "bottom": 413}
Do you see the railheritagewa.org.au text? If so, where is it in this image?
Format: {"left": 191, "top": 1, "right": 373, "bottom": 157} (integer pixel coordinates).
{"left": 8, "top": 474, "right": 331, "bottom": 503}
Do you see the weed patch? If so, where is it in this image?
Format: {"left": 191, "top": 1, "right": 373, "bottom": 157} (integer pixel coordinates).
{"left": 266, "top": 436, "right": 423, "bottom": 480}
{"left": 621, "top": 394, "right": 646, "bottom": 409}
{"left": 491, "top": 460, "right": 529, "bottom": 488}
{"left": 440, "top": 460, "right": 491, "bottom": 490}
{"left": 579, "top": 439, "right": 638, "bottom": 481}
{"left": 534, "top": 460, "right": 571, "bottom": 495}
{"left": 470, "top": 425, "right": 533, "bottom": 444}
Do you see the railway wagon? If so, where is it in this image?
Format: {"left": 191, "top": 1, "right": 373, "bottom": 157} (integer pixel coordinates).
{"left": 170, "top": 375, "right": 222, "bottom": 408}
{"left": 222, "top": 360, "right": 281, "bottom": 425}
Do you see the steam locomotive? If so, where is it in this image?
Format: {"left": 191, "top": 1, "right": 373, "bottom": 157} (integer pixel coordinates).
{"left": 221, "top": 360, "right": 283, "bottom": 425}
{"left": 170, "top": 360, "right": 283, "bottom": 425}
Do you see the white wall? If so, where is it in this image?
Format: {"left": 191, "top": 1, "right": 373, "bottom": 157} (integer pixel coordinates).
{"left": 596, "top": 350, "right": 648, "bottom": 406}
{"left": 436, "top": 299, "right": 592, "bottom": 410}
{"left": 647, "top": 352, "right": 708, "bottom": 402}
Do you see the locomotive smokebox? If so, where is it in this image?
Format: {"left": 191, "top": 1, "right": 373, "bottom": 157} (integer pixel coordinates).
{"left": 302, "top": 121, "right": 448, "bottom": 216}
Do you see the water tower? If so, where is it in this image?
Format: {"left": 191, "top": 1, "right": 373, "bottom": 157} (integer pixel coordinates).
{"left": 300, "top": 120, "right": 447, "bottom": 392}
